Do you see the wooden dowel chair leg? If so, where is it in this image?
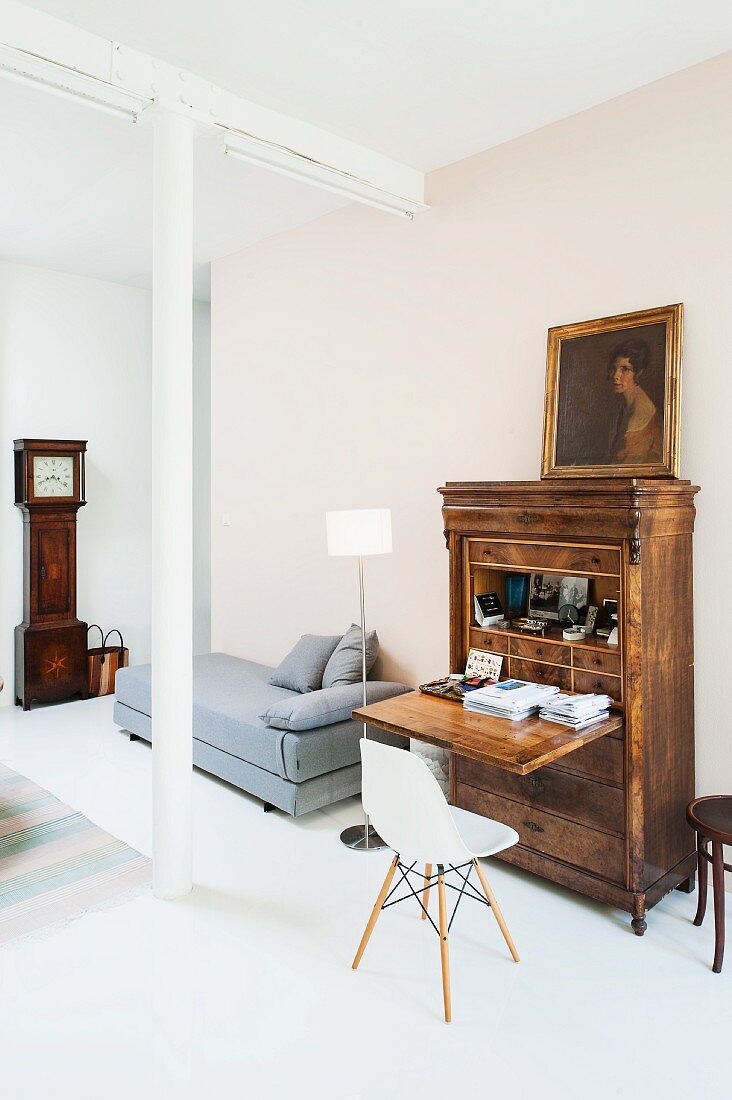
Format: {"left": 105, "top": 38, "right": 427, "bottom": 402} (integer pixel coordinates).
{"left": 422, "top": 863, "right": 432, "bottom": 920}
{"left": 693, "top": 834, "right": 708, "bottom": 927}
{"left": 437, "top": 867, "right": 451, "bottom": 1023}
{"left": 711, "top": 841, "right": 726, "bottom": 974}
{"left": 473, "top": 858, "right": 520, "bottom": 963}
{"left": 352, "top": 854, "right": 399, "bottom": 970}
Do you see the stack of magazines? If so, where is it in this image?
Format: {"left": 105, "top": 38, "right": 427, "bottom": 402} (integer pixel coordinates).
{"left": 539, "top": 693, "right": 612, "bottom": 730}
{"left": 463, "top": 679, "right": 560, "bottom": 721}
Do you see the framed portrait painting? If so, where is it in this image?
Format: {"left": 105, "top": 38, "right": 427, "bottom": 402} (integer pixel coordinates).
{"left": 541, "top": 304, "right": 682, "bottom": 479}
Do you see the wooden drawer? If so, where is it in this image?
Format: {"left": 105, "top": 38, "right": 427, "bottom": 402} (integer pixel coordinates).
{"left": 573, "top": 647, "right": 621, "bottom": 675}
{"left": 510, "top": 636, "right": 571, "bottom": 665}
{"left": 511, "top": 657, "right": 571, "bottom": 690}
{"left": 469, "top": 540, "right": 620, "bottom": 576}
{"left": 573, "top": 668, "right": 622, "bottom": 703}
{"left": 547, "top": 733, "right": 624, "bottom": 786}
{"left": 456, "top": 756, "right": 625, "bottom": 836}
{"left": 468, "top": 627, "right": 509, "bottom": 654}
{"left": 459, "top": 508, "right": 633, "bottom": 542}
{"left": 456, "top": 783, "right": 626, "bottom": 884}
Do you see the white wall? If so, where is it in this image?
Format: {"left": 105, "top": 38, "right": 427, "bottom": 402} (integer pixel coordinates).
{"left": 211, "top": 53, "right": 732, "bottom": 803}
{"left": 0, "top": 261, "right": 152, "bottom": 691}
{"left": 0, "top": 260, "right": 212, "bottom": 700}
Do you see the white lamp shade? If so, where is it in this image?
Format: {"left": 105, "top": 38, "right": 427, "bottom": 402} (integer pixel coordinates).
{"left": 326, "top": 508, "right": 392, "bottom": 557}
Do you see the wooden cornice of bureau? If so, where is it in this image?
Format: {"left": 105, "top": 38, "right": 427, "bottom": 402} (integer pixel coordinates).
{"left": 437, "top": 479, "right": 700, "bottom": 509}
{"left": 438, "top": 479, "right": 700, "bottom": 547}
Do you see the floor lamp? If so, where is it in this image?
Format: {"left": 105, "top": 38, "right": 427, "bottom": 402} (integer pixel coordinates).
{"left": 326, "top": 508, "right": 392, "bottom": 851}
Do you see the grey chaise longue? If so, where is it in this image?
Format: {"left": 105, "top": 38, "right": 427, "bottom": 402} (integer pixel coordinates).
{"left": 114, "top": 652, "right": 408, "bottom": 816}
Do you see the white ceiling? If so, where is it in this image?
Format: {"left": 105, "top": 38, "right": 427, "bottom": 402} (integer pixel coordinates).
{"left": 17, "top": 0, "right": 732, "bottom": 169}
{"left": 0, "top": 77, "right": 346, "bottom": 300}
{"left": 2, "top": 2, "right": 732, "bottom": 298}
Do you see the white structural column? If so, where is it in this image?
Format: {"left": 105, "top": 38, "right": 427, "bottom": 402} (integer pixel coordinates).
{"left": 152, "top": 107, "right": 195, "bottom": 899}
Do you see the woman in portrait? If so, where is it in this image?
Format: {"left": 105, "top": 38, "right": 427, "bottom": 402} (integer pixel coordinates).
{"left": 607, "top": 338, "right": 662, "bottom": 464}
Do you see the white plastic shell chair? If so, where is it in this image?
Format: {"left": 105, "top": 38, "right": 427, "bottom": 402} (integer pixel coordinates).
{"left": 352, "top": 739, "right": 520, "bottom": 1022}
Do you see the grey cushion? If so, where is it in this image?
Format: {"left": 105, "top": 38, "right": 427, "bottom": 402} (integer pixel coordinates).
{"left": 261, "top": 680, "right": 405, "bottom": 732}
{"left": 115, "top": 652, "right": 409, "bottom": 784}
{"left": 114, "top": 700, "right": 370, "bottom": 816}
{"left": 116, "top": 654, "right": 298, "bottom": 776}
{"left": 115, "top": 697, "right": 410, "bottom": 811}
{"left": 276, "top": 712, "right": 407, "bottom": 782}
{"left": 322, "top": 623, "right": 379, "bottom": 688}
{"left": 269, "top": 634, "right": 341, "bottom": 693}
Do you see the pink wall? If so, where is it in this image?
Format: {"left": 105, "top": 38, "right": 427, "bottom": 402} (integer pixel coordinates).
{"left": 212, "top": 53, "right": 732, "bottom": 795}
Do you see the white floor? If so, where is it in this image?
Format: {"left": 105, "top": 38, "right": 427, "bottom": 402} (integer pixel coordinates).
{"left": 0, "top": 697, "right": 728, "bottom": 1100}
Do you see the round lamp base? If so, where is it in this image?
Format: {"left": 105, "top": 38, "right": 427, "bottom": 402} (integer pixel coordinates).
{"left": 340, "top": 823, "right": 388, "bottom": 851}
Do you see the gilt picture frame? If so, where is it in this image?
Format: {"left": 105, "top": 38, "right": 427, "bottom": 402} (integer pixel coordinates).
{"left": 541, "top": 304, "right": 683, "bottom": 479}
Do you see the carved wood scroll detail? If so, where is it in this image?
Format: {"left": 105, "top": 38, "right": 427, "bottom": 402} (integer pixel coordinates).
{"left": 629, "top": 505, "right": 642, "bottom": 565}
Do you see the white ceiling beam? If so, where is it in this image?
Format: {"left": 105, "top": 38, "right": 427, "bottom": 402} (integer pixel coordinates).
{"left": 0, "top": 0, "right": 427, "bottom": 216}
{"left": 1, "top": 0, "right": 111, "bottom": 79}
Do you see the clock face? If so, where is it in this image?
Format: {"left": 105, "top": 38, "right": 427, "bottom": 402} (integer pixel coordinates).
{"left": 558, "top": 602, "right": 580, "bottom": 627}
{"left": 33, "top": 456, "right": 74, "bottom": 498}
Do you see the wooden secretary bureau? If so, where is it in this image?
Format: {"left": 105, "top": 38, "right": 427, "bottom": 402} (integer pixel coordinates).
{"left": 357, "top": 479, "right": 699, "bottom": 935}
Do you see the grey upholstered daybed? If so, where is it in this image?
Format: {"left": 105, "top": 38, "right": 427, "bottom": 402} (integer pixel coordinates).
{"left": 114, "top": 652, "right": 408, "bottom": 816}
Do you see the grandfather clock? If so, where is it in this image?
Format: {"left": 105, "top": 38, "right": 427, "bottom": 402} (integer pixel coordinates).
{"left": 14, "top": 439, "right": 88, "bottom": 710}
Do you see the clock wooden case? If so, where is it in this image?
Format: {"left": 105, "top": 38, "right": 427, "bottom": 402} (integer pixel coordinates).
{"left": 14, "top": 439, "right": 88, "bottom": 710}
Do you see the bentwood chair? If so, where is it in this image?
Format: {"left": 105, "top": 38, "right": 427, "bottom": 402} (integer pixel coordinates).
{"left": 352, "top": 739, "right": 520, "bottom": 1022}
{"left": 686, "top": 795, "right": 732, "bottom": 973}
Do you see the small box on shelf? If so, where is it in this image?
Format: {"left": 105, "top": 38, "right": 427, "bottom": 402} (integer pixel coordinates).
{"left": 473, "top": 591, "right": 504, "bottom": 628}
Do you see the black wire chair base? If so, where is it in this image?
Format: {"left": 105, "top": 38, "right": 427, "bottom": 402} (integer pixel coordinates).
{"left": 380, "top": 858, "right": 490, "bottom": 936}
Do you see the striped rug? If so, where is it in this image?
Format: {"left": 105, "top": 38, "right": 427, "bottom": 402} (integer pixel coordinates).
{"left": 0, "top": 762, "right": 151, "bottom": 946}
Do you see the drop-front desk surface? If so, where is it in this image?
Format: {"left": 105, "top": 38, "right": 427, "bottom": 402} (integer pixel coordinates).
{"left": 353, "top": 690, "right": 623, "bottom": 776}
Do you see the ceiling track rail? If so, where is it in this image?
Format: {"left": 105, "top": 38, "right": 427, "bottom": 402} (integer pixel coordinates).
{"left": 0, "top": 42, "right": 152, "bottom": 119}
{"left": 219, "top": 124, "right": 425, "bottom": 219}
{"left": 0, "top": 32, "right": 427, "bottom": 218}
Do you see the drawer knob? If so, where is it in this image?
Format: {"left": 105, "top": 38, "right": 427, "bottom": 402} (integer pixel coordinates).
{"left": 529, "top": 778, "right": 544, "bottom": 791}
{"left": 523, "top": 821, "right": 544, "bottom": 833}
{"left": 536, "top": 648, "right": 543, "bottom": 656}
{"left": 519, "top": 513, "right": 536, "bottom": 525}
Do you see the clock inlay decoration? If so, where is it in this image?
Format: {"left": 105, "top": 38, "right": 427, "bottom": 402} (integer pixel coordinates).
{"left": 14, "top": 439, "right": 88, "bottom": 710}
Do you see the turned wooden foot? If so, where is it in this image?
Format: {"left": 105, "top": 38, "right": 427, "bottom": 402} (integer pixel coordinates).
{"left": 631, "top": 895, "right": 647, "bottom": 936}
